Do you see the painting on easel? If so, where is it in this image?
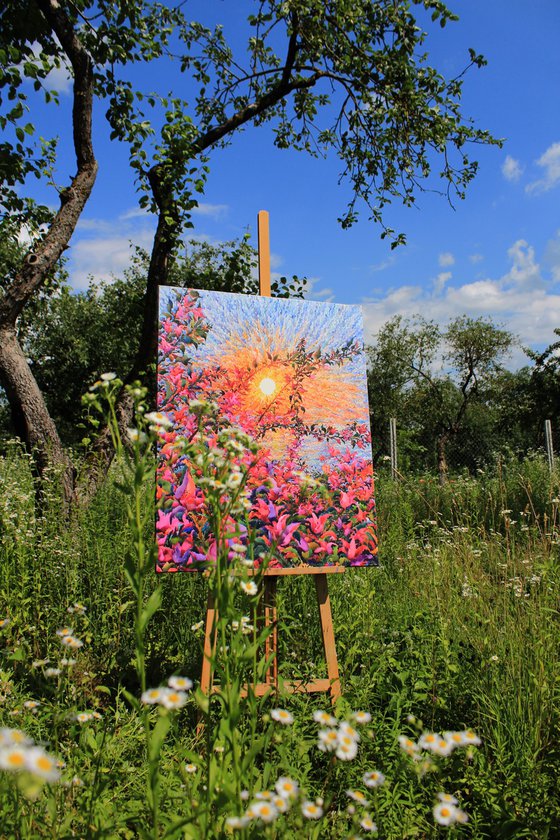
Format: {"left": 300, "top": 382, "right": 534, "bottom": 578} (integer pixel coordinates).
{"left": 156, "top": 287, "right": 377, "bottom": 572}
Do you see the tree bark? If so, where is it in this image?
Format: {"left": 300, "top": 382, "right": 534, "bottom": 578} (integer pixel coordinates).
{"left": 0, "top": 326, "right": 74, "bottom": 501}
{"left": 437, "top": 433, "right": 449, "bottom": 486}
{"left": 0, "top": 0, "right": 97, "bottom": 513}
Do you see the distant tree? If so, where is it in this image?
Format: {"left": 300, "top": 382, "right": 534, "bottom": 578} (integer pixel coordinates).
{"left": 526, "top": 329, "right": 560, "bottom": 440}
{"left": 369, "top": 315, "right": 513, "bottom": 481}
{"left": 0, "top": 0, "right": 499, "bottom": 508}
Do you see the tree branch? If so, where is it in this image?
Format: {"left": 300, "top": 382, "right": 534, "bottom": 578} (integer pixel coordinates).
{"left": 0, "top": 0, "right": 97, "bottom": 326}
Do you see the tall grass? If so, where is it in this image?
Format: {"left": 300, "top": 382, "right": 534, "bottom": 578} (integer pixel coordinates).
{"left": 0, "top": 438, "right": 558, "bottom": 837}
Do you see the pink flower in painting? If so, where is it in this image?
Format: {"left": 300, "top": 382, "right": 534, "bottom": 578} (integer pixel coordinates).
{"left": 339, "top": 490, "right": 355, "bottom": 509}
{"left": 265, "top": 514, "right": 299, "bottom": 547}
{"left": 308, "top": 512, "right": 331, "bottom": 536}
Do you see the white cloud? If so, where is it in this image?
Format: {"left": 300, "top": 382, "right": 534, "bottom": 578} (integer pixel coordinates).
{"left": 502, "top": 155, "right": 523, "bottom": 182}
{"left": 526, "top": 141, "right": 560, "bottom": 194}
{"left": 70, "top": 210, "right": 156, "bottom": 289}
{"left": 469, "top": 253, "right": 484, "bottom": 264}
{"left": 438, "top": 252, "right": 455, "bottom": 268}
{"left": 361, "top": 237, "right": 560, "bottom": 365}
{"left": 191, "top": 203, "right": 229, "bottom": 219}
{"left": 433, "top": 271, "right": 452, "bottom": 294}
{"left": 369, "top": 256, "right": 395, "bottom": 273}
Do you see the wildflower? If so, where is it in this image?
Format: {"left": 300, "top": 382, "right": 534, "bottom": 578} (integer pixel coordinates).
{"left": 442, "top": 731, "right": 465, "bottom": 749}
{"left": 23, "top": 700, "right": 40, "bottom": 711}
{"left": 145, "top": 411, "right": 173, "bottom": 429}
{"left": 67, "top": 603, "right": 86, "bottom": 615}
{"left": 247, "top": 800, "right": 278, "bottom": 823}
{"left": 398, "top": 735, "right": 420, "bottom": 756}
{"left": 60, "top": 658, "right": 76, "bottom": 667}
{"left": 60, "top": 635, "right": 84, "bottom": 649}
{"left": 45, "top": 668, "right": 61, "bottom": 678}
{"left": 76, "top": 713, "right": 93, "bottom": 723}
{"left": 0, "top": 728, "right": 32, "bottom": 747}
{"left": 141, "top": 688, "right": 166, "bottom": 705}
{"left": 352, "top": 711, "right": 372, "bottom": 724}
{"left": 430, "top": 736, "right": 454, "bottom": 757}
{"left": 255, "top": 790, "right": 273, "bottom": 800}
{"left": 272, "top": 794, "right": 290, "bottom": 813}
{"left": 360, "top": 814, "right": 378, "bottom": 832}
{"left": 313, "top": 710, "right": 337, "bottom": 727}
{"left": 185, "top": 763, "right": 197, "bottom": 774}
{"left": 301, "top": 800, "right": 323, "bottom": 819}
{"left": 191, "top": 621, "right": 204, "bottom": 632}
{"left": 346, "top": 789, "right": 369, "bottom": 806}
{"left": 160, "top": 689, "right": 188, "bottom": 710}
{"left": 270, "top": 708, "right": 293, "bottom": 725}
{"left": 339, "top": 721, "right": 360, "bottom": 742}
{"left": 461, "top": 729, "right": 481, "bottom": 746}
{"left": 418, "top": 732, "right": 439, "bottom": 750}
{"left": 26, "top": 747, "right": 61, "bottom": 782}
{"left": 126, "top": 428, "right": 142, "bottom": 443}
{"left": 317, "top": 728, "right": 339, "bottom": 752}
{"left": 230, "top": 542, "right": 247, "bottom": 554}
{"left": 240, "top": 580, "right": 258, "bottom": 596}
{"left": 0, "top": 618, "right": 10, "bottom": 629}
{"left": 0, "top": 746, "right": 28, "bottom": 772}
{"left": 275, "top": 776, "right": 299, "bottom": 799}
{"left": 168, "top": 676, "right": 193, "bottom": 691}
{"left": 32, "top": 659, "right": 50, "bottom": 668}
{"left": 225, "top": 816, "right": 251, "bottom": 829}
{"left": 433, "top": 802, "right": 459, "bottom": 826}
{"left": 56, "top": 627, "right": 73, "bottom": 638}
{"left": 437, "top": 793, "right": 459, "bottom": 805}
{"left": 100, "top": 372, "right": 117, "bottom": 382}
{"left": 336, "top": 732, "right": 359, "bottom": 761}
{"left": 363, "top": 770, "right": 385, "bottom": 788}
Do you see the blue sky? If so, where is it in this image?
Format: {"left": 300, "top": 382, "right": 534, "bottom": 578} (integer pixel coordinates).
{"left": 26, "top": 1, "right": 560, "bottom": 367}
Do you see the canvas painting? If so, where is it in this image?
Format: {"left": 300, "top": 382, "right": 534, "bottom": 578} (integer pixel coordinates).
{"left": 156, "top": 287, "right": 377, "bottom": 572}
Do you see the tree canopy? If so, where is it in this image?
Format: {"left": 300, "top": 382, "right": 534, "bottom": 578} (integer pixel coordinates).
{"left": 0, "top": 0, "right": 500, "bottom": 507}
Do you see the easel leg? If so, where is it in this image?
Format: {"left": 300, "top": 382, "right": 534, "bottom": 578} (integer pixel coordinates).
{"left": 315, "top": 574, "right": 341, "bottom": 702}
{"left": 200, "top": 591, "right": 217, "bottom": 696}
{"left": 258, "top": 576, "right": 278, "bottom": 690}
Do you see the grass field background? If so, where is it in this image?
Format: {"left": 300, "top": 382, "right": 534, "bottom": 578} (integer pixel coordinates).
{"left": 0, "top": 435, "right": 559, "bottom": 838}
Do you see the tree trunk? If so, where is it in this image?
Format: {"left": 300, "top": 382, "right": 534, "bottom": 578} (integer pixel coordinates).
{"left": 437, "top": 433, "right": 449, "bottom": 486}
{"left": 0, "top": 326, "right": 74, "bottom": 505}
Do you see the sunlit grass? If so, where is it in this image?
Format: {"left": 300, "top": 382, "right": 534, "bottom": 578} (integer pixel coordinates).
{"left": 0, "top": 437, "right": 559, "bottom": 837}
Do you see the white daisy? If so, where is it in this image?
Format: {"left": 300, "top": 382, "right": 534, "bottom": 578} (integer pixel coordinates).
{"left": 363, "top": 770, "right": 385, "bottom": 788}
{"left": 301, "top": 800, "right": 323, "bottom": 819}
{"left": 168, "top": 676, "right": 193, "bottom": 691}
{"left": 270, "top": 708, "right": 293, "bottom": 725}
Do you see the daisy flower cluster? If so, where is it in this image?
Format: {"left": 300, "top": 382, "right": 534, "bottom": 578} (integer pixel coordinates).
{"left": 56, "top": 627, "right": 84, "bottom": 650}
{"left": 141, "top": 676, "right": 193, "bottom": 710}
{"left": 346, "top": 789, "right": 379, "bottom": 833}
{"left": 314, "top": 708, "right": 371, "bottom": 761}
{"left": 226, "top": 777, "right": 327, "bottom": 828}
{"left": 399, "top": 728, "right": 481, "bottom": 759}
{"left": 433, "top": 793, "right": 469, "bottom": 826}
{"left": 0, "top": 727, "right": 60, "bottom": 783}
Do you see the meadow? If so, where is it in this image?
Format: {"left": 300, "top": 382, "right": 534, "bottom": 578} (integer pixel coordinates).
{"left": 0, "top": 398, "right": 559, "bottom": 838}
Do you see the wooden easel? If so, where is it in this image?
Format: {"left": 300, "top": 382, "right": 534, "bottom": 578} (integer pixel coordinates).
{"left": 200, "top": 211, "right": 342, "bottom": 703}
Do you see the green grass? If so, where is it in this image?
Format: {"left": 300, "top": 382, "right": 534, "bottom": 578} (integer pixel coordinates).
{"left": 0, "top": 441, "right": 559, "bottom": 838}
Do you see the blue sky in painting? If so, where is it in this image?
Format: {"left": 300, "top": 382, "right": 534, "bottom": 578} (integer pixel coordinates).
{"left": 22, "top": 2, "right": 560, "bottom": 368}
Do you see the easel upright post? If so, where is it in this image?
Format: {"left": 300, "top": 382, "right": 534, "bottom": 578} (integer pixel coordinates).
{"left": 257, "top": 210, "right": 271, "bottom": 297}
